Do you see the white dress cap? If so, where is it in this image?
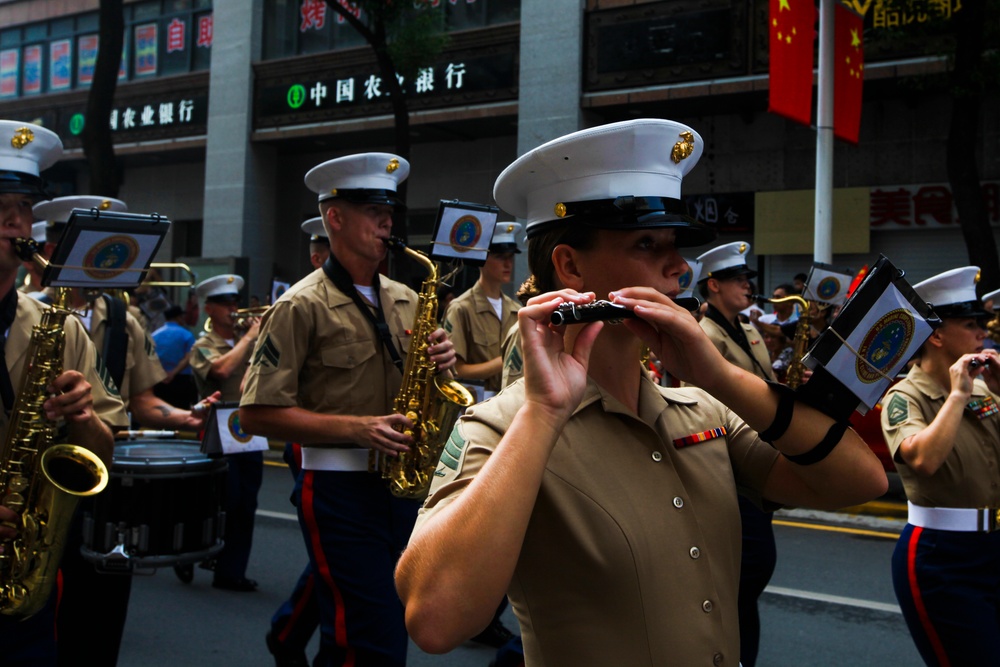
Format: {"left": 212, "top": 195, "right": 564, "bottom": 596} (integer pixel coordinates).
{"left": 493, "top": 119, "right": 709, "bottom": 243}
{"left": 913, "top": 266, "right": 988, "bottom": 318}
{"left": 196, "top": 274, "right": 245, "bottom": 300}
{"left": 0, "top": 121, "right": 62, "bottom": 178}
{"left": 301, "top": 216, "right": 328, "bottom": 239}
{"left": 31, "top": 221, "right": 47, "bottom": 243}
{"left": 33, "top": 195, "right": 128, "bottom": 225}
{"left": 304, "top": 153, "right": 409, "bottom": 203}
{"left": 695, "top": 241, "right": 757, "bottom": 281}
{"left": 982, "top": 287, "right": 1000, "bottom": 310}
{"left": 489, "top": 222, "right": 523, "bottom": 253}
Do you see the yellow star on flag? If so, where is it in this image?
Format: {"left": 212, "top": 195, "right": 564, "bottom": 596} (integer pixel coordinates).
{"left": 851, "top": 27, "right": 861, "bottom": 49}
{"left": 779, "top": 0, "right": 791, "bottom": 10}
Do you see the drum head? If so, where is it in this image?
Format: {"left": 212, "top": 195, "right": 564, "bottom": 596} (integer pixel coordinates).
{"left": 112, "top": 440, "right": 219, "bottom": 475}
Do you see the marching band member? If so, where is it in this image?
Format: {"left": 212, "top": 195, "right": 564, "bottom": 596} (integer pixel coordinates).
{"left": 34, "top": 195, "right": 217, "bottom": 666}
{"left": 0, "top": 120, "right": 127, "bottom": 666}
{"left": 395, "top": 119, "right": 887, "bottom": 665}
{"left": 881, "top": 267, "right": 1000, "bottom": 666}
{"left": 444, "top": 222, "right": 522, "bottom": 402}
{"left": 191, "top": 274, "right": 263, "bottom": 592}
{"left": 696, "top": 242, "right": 776, "bottom": 666}
{"left": 240, "top": 153, "right": 456, "bottom": 667}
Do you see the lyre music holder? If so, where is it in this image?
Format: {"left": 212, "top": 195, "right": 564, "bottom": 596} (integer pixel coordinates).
{"left": 429, "top": 200, "right": 500, "bottom": 267}
{"left": 43, "top": 208, "right": 170, "bottom": 289}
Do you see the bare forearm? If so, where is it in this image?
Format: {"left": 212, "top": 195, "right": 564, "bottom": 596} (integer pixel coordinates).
{"left": 129, "top": 389, "right": 190, "bottom": 430}
{"left": 208, "top": 338, "right": 255, "bottom": 381}
{"left": 397, "top": 402, "right": 563, "bottom": 653}
{"left": 66, "top": 415, "right": 114, "bottom": 467}
{"left": 240, "top": 404, "right": 361, "bottom": 444}
{"left": 898, "top": 393, "right": 965, "bottom": 476}
{"left": 454, "top": 357, "right": 502, "bottom": 382}
{"left": 707, "top": 365, "right": 887, "bottom": 507}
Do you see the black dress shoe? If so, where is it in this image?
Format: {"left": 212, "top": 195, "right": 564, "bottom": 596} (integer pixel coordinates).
{"left": 212, "top": 575, "right": 259, "bottom": 592}
{"left": 265, "top": 630, "right": 309, "bottom": 667}
{"left": 471, "top": 619, "right": 516, "bottom": 648}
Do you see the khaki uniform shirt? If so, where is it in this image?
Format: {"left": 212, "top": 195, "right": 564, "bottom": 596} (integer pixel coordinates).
{"left": 81, "top": 296, "right": 166, "bottom": 406}
{"left": 241, "top": 268, "right": 417, "bottom": 425}
{"left": 443, "top": 282, "right": 520, "bottom": 393}
{"left": 700, "top": 316, "right": 775, "bottom": 382}
{"left": 1, "top": 295, "right": 128, "bottom": 434}
{"left": 191, "top": 330, "right": 248, "bottom": 402}
{"left": 500, "top": 322, "right": 522, "bottom": 388}
{"left": 415, "top": 376, "right": 780, "bottom": 666}
{"left": 881, "top": 364, "right": 1000, "bottom": 508}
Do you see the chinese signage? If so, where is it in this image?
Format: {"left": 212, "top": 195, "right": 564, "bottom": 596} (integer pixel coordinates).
{"left": 255, "top": 51, "right": 516, "bottom": 127}
{"left": 867, "top": 0, "right": 962, "bottom": 27}
{"left": 869, "top": 183, "right": 1000, "bottom": 230}
{"left": 683, "top": 192, "right": 755, "bottom": 234}
{"left": 59, "top": 94, "right": 208, "bottom": 141}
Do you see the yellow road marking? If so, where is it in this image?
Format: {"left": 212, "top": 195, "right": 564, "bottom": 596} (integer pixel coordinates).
{"left": 774, "top": 519, "right": 899, "bottom": 539}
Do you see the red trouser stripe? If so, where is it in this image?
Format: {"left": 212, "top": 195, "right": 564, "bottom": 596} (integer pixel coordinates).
{"left": 277, "top": 572, "right": 315, "bottom": 644}
{"left": 907, "top": 526, "right": 951, "bottom": 667}
{"left": 302, "top": 470, "right": 355, "bottom": 667}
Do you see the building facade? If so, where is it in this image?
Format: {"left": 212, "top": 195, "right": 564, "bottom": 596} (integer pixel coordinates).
{"left": 0, "top": 0, "right": 996, "bottom": 300}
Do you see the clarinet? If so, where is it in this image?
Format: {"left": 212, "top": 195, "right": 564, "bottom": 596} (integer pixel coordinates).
{"left": 550, "top": 297, "right": 701, "bottom": 326}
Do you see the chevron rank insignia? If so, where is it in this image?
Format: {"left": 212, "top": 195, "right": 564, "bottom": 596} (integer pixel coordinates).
{"left": 504, "top": 344, "right": 522, "bottom": 376}
{"left": 252, "top": 334, "right": 280, "bottom": 368}
{"left": 436, "top": 426, "right": 467, "bottom": 474}
{"left": 95, "top": 353, "right": 120, "bottom": 397}
{"left": 885, "top": 394, "right": 909, "bottom": 427}
{"left": 443, "top": 318, "right": 453, "bottom": 334}
{"left": 143, "top": 333, "right": 158, "bottom": 359}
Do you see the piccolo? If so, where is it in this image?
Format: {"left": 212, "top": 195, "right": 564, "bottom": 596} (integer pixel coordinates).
{"left": 969, "top": 358, "right": 991, "bottom": 369}
{"left": 550, "top": 297, "right": 701, "bottom": 326}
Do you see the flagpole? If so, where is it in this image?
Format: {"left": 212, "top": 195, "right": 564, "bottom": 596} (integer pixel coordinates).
{"left": 814, "top": 0, "right": 835, "bottom": 264}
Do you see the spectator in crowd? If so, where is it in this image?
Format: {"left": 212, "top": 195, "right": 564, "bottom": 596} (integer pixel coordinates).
{"left": 152, "top": 304, "right": 199, "bottom": 410}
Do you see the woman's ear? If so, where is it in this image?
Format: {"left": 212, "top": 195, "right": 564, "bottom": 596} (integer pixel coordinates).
{"left": 926, "top": 328, "right": 945, "bottom": 349}
{"left": 551, "top": 244, "right": 585, "bottom": 291}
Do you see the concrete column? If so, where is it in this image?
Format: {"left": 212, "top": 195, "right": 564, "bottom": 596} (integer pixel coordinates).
{"left": 513, "top": 0, "right": 585, "bottom": 288}
{"left": 201, "top": 0, "right": 276, "bottom": 298}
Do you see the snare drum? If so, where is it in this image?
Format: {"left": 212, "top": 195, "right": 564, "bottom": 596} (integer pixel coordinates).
{"left": 81, "top": 441, "right": 227, "bottom": 571}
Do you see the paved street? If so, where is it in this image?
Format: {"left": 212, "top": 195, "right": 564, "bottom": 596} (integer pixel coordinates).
{"left": 116, "top": 455, "right": 920, "bottom": 667}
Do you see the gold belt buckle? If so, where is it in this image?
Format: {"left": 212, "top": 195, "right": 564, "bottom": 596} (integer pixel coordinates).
{"left": 992, "top": 508, "right": 1000, "bottom": 533}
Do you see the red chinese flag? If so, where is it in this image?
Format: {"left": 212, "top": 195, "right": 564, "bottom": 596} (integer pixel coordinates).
{"left": 768, "top": 0, "right": 817, "bottom": 127}
{"left": 834, "top": 2, "right": 864, "bottom": 144}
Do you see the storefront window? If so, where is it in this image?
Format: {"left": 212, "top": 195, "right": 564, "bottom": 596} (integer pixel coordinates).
{"left": 262, "top": 0, "right": 520, "bottom": 61}
{"left": 0, "top": 2, "right": 212, "bottom": 99}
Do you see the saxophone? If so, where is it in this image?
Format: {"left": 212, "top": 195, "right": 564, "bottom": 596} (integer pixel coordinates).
{"left": 0, "top": 238, "right": 109, "bottom": 619}
{"left": 754, "top": 294, "right": 811, "bottom": 389}
{"left": 369, "top": 237, "right": 475, "bottom": 500}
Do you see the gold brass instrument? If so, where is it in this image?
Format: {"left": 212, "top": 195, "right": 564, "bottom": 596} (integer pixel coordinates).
{"left": 0, "top": 238, "right": 110, "bottom": 619}
{"left": 369, "top": 237, "right": 475, "bottom": 500}
{"left": 231, "top": 307, "right": 269, "bottom": 332}
{"left": 144, "top": 262, "right": 197, "bottom": 288}
{"left": 752, "top": 294, "right": 812, "bottom": 389}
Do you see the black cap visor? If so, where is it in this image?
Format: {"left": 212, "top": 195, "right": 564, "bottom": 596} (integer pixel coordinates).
{"left": 0, "top": 171, "right": 49, "bottom": 199}
{"left": 488, "top": 243, "right": 520, "bottom": 255}
{"left": 932, "top": 300, "right": 991, "bottom": 320}
{"left": 330, "top": 188, "right": 405, "bottom": 209}
{"left": 704, "top": 265, "right": 758, "bottom": 282}
{"left": 525, "top": 196, "right": 716, "bottom": 248}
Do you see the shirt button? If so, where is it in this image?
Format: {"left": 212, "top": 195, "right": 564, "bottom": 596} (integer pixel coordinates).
{"left": 713, "top": 652, "right": 724, "bottom": 665}
{"left": 702, "top": 600, "right": 713, "bottom": 613}
{"left": 651, "top": 451, "right": 663, "bottom": 462}
{"left": 690, "top": 546, "right": 701, "bottom": 559}
{"left": 673, "top": 496, "right": 684, "bottom": 509}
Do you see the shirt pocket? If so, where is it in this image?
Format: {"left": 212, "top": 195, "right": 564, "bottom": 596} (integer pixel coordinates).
{"left": 321, "top": 341, "right": 377, "bottom": 410}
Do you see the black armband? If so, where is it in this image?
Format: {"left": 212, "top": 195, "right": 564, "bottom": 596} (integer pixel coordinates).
{"left": 758, "top": 381, "right": 796, "bottom": 444}
{"left": 783, "top": 421, "right": 850, "bottom": 466}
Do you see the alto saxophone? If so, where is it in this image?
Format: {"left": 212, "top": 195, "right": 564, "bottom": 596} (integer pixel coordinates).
{"left": 0, "top": 238, "right": 109, "bottom": 619}
{"left": 753, "top": 294, "right": 812, "bottom": 389}
{"left": 369, "top": 237, "right": 475, "bottom": 500}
